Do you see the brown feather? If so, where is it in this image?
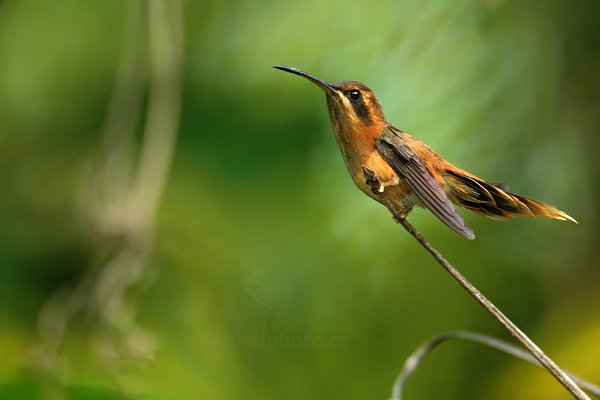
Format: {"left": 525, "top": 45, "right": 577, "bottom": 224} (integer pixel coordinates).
{"left": 444, "top": 169, "right": 577, "bottom": 223}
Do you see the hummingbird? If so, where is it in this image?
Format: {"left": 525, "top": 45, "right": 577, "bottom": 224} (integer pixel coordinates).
{"left": 274, "top": 66, "right": 576, "bottom": 239}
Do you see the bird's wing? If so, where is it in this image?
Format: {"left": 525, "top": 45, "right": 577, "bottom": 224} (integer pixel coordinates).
{"left": 376, "top": 126, "right": 475, "bottom": 239}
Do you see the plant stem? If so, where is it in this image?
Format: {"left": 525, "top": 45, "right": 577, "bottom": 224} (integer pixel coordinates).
{"left": 391, "top": 213, "right": 590, "bottom": 400}
{"left": 390, "top": 331, "right": 600, "bottom": 399}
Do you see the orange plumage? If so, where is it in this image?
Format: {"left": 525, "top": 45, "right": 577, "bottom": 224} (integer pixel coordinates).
{"left": 275, "top": 66, "right": 576, "bottom": 239}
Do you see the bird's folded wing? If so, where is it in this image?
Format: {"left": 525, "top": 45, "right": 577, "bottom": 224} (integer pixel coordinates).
{"left": 376, "top": 126, "right": 475, "bottom": 239}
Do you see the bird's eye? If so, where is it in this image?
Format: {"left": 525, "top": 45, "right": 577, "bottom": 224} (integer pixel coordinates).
{"left": 348, "top": 90, "right": 361, "bottom": 101}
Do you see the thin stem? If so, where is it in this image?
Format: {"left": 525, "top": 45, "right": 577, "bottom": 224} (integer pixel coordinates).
{"left": 390, "top": 331, "right": 600, "bottom": 399}
{"left": 130, "top": 0, "right": 183, "bottom": 230}
{"left": 386, "top": 205, "right": 590, "bottom": 399}
{"left": 34, "top": 2, "right": 183, "bottom": 394}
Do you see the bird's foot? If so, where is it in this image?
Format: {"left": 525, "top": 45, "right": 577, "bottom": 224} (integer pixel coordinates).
{"left": 362, "top": 165, "right": 383, "bottom": 195}
{"left": 393, "top": 206, "right": 413, "bottom": 223}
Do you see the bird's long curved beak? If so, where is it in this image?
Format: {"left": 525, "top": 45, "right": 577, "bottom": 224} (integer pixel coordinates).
{"left": 273, "top": 66, "right": 337, "bottom": 94}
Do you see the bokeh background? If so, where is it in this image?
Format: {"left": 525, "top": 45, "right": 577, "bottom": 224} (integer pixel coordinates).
{"left": 0, "top": 0, "right": 599, "bottom": 399}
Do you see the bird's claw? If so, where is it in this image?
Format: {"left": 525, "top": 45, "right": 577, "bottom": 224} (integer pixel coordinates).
{"left": 362, "top": 166, "right": 383, "bottom": 195}
{"left": 392, "top": 206, "right": 413, "bottom": 223}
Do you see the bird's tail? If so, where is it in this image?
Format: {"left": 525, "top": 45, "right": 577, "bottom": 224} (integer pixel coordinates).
{"left": 444, "top": 169, "right": 577, "bottom": 223}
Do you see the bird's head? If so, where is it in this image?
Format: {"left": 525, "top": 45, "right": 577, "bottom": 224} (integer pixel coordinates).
{"left": 274, "top": 66, "right": 386, "bottom": 135}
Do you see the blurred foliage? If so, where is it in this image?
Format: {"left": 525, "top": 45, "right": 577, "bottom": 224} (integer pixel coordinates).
{"left": 0, "top": 0, "right": 599, "bottom": 399}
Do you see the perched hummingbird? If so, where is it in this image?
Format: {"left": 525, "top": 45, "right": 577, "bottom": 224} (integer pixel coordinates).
{"left": 274, "top": 66, "right": 576, "bottom": 239}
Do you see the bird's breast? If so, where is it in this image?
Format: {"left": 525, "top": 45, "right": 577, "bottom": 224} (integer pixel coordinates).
{"left": 332, "top": 124, "right": 411, "bottom": 204}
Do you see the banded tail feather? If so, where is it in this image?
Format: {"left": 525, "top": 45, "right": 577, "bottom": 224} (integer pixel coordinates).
{"left": 445, "top": 170, "right": 577, "bottom": 223}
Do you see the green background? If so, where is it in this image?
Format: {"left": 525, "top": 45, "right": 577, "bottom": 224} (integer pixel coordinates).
{"left": 0, "top": 0, "right": 599, "bottom": 399}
